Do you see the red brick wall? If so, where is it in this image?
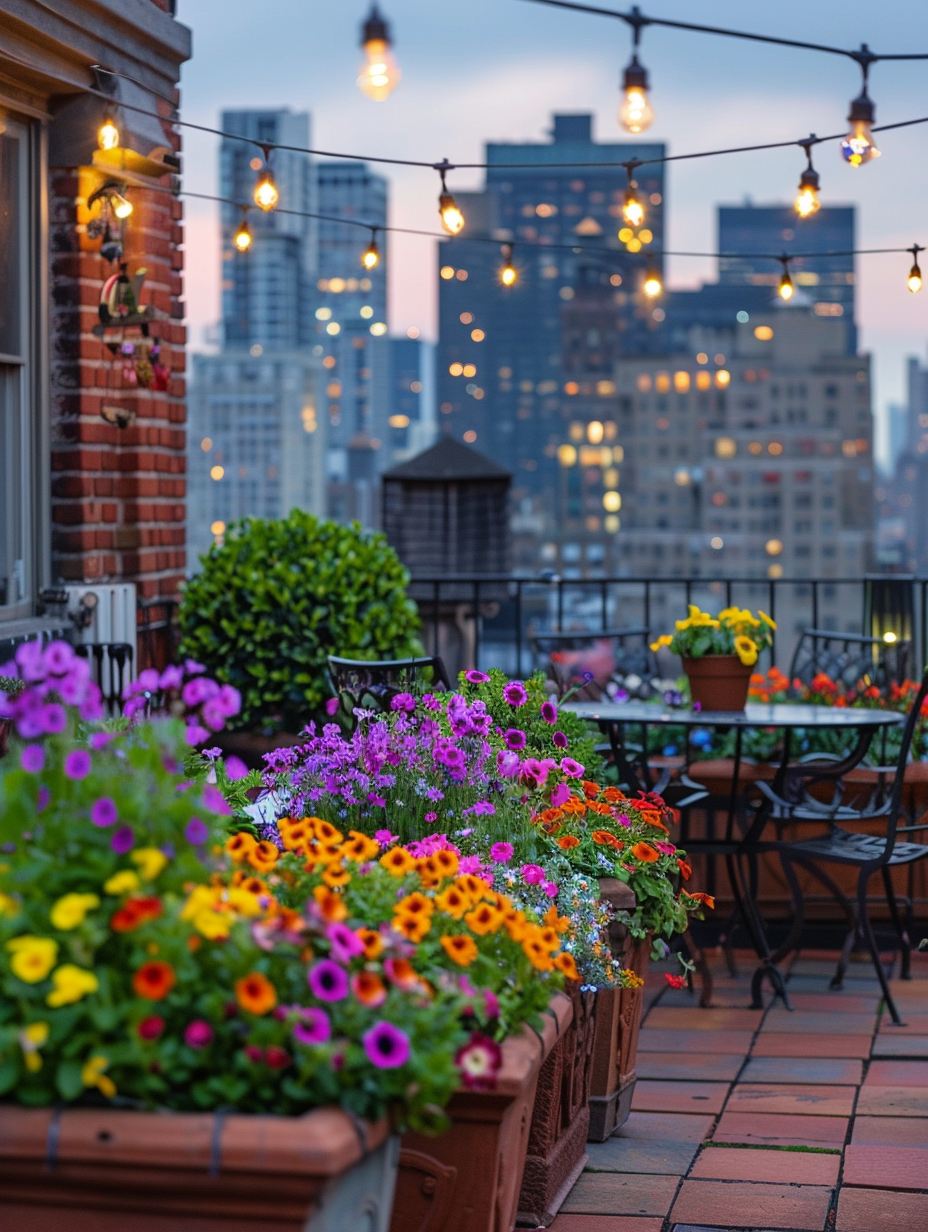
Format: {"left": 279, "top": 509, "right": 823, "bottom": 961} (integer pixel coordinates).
{"left": 48, "top": 94, "right": 186, "bottom": 618}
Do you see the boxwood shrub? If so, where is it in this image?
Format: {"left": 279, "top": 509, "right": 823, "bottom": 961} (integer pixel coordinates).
{"left": 179, "top": 510, "right": 420, "bottom": 732}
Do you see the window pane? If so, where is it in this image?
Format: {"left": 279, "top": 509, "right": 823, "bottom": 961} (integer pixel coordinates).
{"left": 0, "top": 366, "right": 27, "bottom": 609}
{"left": 0, "top": 132, "right": 22, "bottom": 356}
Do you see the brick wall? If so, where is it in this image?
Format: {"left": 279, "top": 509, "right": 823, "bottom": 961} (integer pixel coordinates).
{"left": 48, "top": 90, "right": 186, "bottom": 642}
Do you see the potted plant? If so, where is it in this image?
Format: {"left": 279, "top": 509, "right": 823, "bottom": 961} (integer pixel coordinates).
{"left": 652, "top": 605, "right": 776, "bottom": 712}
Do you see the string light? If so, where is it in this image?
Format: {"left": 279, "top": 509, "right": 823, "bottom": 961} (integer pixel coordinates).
{"left": 233, "top": 214, "right": 252, "bottom": 252}
{"left": 98, "top": 115, "right": 120, "bottom": 150}
{"left": 642, "top": 266, "right": 662, "bottom": 298}
{"left": 357, "top": 5, "right": 401, "bottom": 101}
{"left": 362, "top": 228, "right": 380, "bottom": 270}
{"left": 907, "top": 244, "right": 924, "bottom": 293}
{"left": 794, "top": 138, "right": 822, "bottom": 217}
{"left": 500, "top": 243, "right": 517, "bottom": 286}
{"left": 620, "top": 54, "right": 654, "bottom": 134}
{"left": 254, "top": 159, "right": 279, "bottom": 212}
{"left": 622, "top": 166, "right": 645, "bottom": 227}
{"left": 841, "top": 73, "right": 881, "bottom": 166}
{"left": 436, "top": 162, "right": 465, "bottom": 236}
{"left": 778, "top": 257, "right": 795, "bottom": 300}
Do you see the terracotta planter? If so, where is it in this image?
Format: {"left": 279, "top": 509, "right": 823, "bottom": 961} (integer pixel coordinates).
{"left": 516, "top": 984, "right": 597, "bottom": 1228}
{"left": 587, "top": 878, "right": 649, "bottom": 1143}
{"left": 683, "top": 655, "right": 752, "bottom": 713}
{"left": 211, "top": 727, "right": 306, "bottom": 770}
{"left": 0, "top": 1104, "right": 396, "bottom": 1231}
{"left": 391, "top": 994, "right": 570, "bottom": 1232}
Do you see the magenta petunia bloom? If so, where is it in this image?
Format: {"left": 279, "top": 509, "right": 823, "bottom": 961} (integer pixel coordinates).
{"left": 201, "top": 784, "right": 232, "bottom": 816}
{"left": 363, "top": 1020, "right": 411, "bottom": 1070}
{"left": 521, "top": 863, "right": 546, "bottom": 885}
{"left": 159, "top": 664, "right": 183, "bottom": 691}
{"left": 185, "top": 816, "right": 209, "bottom": 845}
{"left": 64, "top": 749, "right": 92, "bottom": 780}
{"left": 560, "top": 757, "right": 585, "bottom": 778}
{"left": 503, "top": 681, "right": 528, "bottom": 707}
{"left": 549, "top": 782, "right": 571, "bottom": 807}
{"left": 90, "top": 797, "right": 118, "bottom": 827}
{"left": 424, "top": 811, "right": 438, "bottom": 823}
{"left": 542, "top": 880, "right": 559, "bottom": 898}
{"left": 390, "top": 692, "right": 417, "bottom": 713}
{"left": 308, "top": 959, "right": 349, "bottom": 1002}
{"left": 490, "top": 842, "right": 514, "bottom": 864}
{"left": 293, "top": 1007, "right": 331, "bottom": 1045}
{"left": 184, "top": 1020, "right": 214, "bottom": 1049}
{"left": 455, "top": 1031, "right": 503, "bottom": 1091}
{"left": 41, "top": 704, "right": 67, "bottom": 735}
{"left": 111, "top": 826, "right": 134, "bottom": 854}
{"left": 20, "top": 745, "right": 44, "bottom": 774}
{"left": 553, "top": 730, "right": 568, "bottom": 749}
{"left": 504, "top": 728, "right": 526, "bottom": 751}
{"left": 327, "top": 921, "right": 365, "bottom": 964}
{"left": 375, "top": 829, "right": 399, "bottom": 847}
{"left": 325, "top": 697, "right": 340, "bottom": 716}
{"left": 224, "top": 755, "right": 249, "bottom": 782}
{"left": 540, "top": 700, "right": 558, "bottom": 724}
{"left": 464, "top": 670, "right": 490, "bottom": 684}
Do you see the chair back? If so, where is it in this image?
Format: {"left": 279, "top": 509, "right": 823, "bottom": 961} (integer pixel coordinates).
{"left": 880, "top": 663, "right": 928, "bottom": 859}
{"left": 789, "top": 628, "right": 910, "bottom": 695}
{"left": 327, "top": 655, "right": 451, "bottom": 723}
{"left": 529, "top": 626, "right": 654, "bottom": 700}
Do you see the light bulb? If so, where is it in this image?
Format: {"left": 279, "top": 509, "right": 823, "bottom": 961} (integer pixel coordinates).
{"left": 500, "top": 247, "right": 517, "bottom": 286}
{"left": 622, "top": 189, "right": 645, "bottom": 228}
{"left": 110, "top": 190, "right": 133, "bottom": 219}
{"left": 233, "top": 218, "right": 252, "bottom": 252}
{"left": 99, "top": 116, "right": 120, "bottom": 150}
{"left": 779, "top": 270, "right": 794, "bottom": 300}
{"left": 841, "top": 90, "right": 880, "bottom": 167}
{"left": 908, "top": 262, "right": 923, "bottom": 294}
{"left": 439, "top": 191, "right": 465, "bottom": 236}
{"left": 619, "top": 56, "right": 653, "bottom": 134}
{"left": 357, "top": 7, "right": 400, "bottom": 101}
{"left": 362, "top": 236, "right": 380, "bottom": 270}
{"left": 254, "top": 168, "right": 279, "bottom": 212}
{"left": 794, "top": 167, "right": 821, "bottom": 217}
{"left": 643, "top": 269, "right": 662, "bottom": 298}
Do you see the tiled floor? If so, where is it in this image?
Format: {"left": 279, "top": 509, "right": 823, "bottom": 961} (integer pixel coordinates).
{"left": 547, "top": 949, "right": 928, "bottom": 1232}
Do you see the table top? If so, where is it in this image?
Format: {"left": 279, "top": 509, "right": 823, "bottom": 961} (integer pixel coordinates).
{"left": 564, "top": 701, "right": 906, "bottom": 730}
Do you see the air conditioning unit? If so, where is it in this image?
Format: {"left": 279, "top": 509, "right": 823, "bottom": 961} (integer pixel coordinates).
{"left": 65, "top": 583, "right": 138, "bottom": 709}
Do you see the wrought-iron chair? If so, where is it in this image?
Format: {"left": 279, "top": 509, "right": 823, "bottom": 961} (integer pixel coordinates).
{"left": 789, "top": 628, "right": 911, "bottom": 695}
{"left": 758, "top": 663, "right": 928, "bottom": 1023}
{"left": 530, "top": 627, "right": 656, "bottom": 701}
{"left": 327, "top": 655, "right": 451, "bottom": 726}
{"left": 75, "top": 642, "right": 134, "bottom": 717}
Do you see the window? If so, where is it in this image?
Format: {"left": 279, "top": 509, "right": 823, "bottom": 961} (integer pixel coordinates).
{"left": 1, "top": 119, "right": 43, "bottom": 623}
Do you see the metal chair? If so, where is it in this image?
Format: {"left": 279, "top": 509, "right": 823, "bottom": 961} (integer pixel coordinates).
{"left": 789, "top": 628, "right": 911, "bottom": 695}
{"left": 759, "top": 663, "right": 928, "bottom": 1023}
{"left": 530, "top": 627, "right": 656, "bottom": 701}
{"left": 75, "top": 642, "right": 134, "bottom": 717}
{"left": 327, "top": 655, "right": 451, "bottom": 725}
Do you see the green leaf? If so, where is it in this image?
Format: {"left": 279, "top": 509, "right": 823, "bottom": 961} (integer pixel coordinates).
{"left": 56, "top": 1059, "right": 84, "bottom": 1101}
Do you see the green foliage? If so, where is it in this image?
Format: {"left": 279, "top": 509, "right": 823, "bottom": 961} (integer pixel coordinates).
{"left": 178, "top": 510, "right": 421, "bottom": 733}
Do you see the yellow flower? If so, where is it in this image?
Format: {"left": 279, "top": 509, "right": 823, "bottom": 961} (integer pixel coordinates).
{"left": 131, "top": 848, "right": 168, "bottom": 881}
{"left": 649, "top": 634, "right": 673, "bottom": 652}
{"left": 225, "top": 886, "right": 263, "bottom": 918}
{"left": 758, "top": 609, "right": 777, "bottom": 630}
{"left": 19, "top": 1021, "right": 49, "bottom": 1072}
{"left": 104, "top": 870, "right": 140, "bottom": 895}
{"left": 46, "top": 964, "right": 99, "bottom": 1007}
{"left": 81, "top": 1055, "right": 116, "bottom": 1099}
{"left": 734, "top": 635, "right": 759, "bottom": 667}
{"left": 6, "top": 936, "right": 58, "bottom": 984}
{"left": 50, "top": 893, "right": 100, "bottom": 931}
{"left": 192, "top": 910, "right": 231, "bottom": 940}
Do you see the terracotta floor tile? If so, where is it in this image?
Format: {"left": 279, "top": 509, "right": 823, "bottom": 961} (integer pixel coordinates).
{"left": 631, "top": 1080, "right": 730, "bottom": 1116}
{"left": 864, "top": 1060, "right": 928, "bottom": 1087}
{"left": 842, "top": 1144, "right": 928, "bottom": 1191}
{"left": 870, "top": 1033, "right": 928, "bottom": 1058}
{"left": 585, "top": 1136, "right": 700, "bottom": 1175}
{"left": 637, "top": 1052, "right": 744, "bottom": 1082}
{"left": 560, "top": 1171, "right": 679, "bottom": 1217}
{"left": 784, "top": 992, "right": 881, "bottom": 1013}
{"left": 855, "top": 1085, "right": 928, "bottom": 1117}
{"left": 640, "top": 1028, "right": 755, "bottom": 1054}
{"left": 725, "top": 1083, "right": 856, "bottom": 1117}
{"left": 760, "top": 1010, "right": 877, "bottom": 1035}
{"left": 751, "top": 1033, "right": 872, "bottom": 1059}
{"left": 549, "top": 1217, "right": 664, "bottom": 1232}
{"left": 851, "top": 1116, "right": 928, "bottom": 1147}
{"left": 644, "top": 1006, "right": 763, "bottom": 1031}
{"left": 712, "top": 1111, "right": 848, "bottom": 1149}
{"left": 613, "top": 1111, "right": 716, "bottom": 1143}
{"left": 671, "top": 1179, "right": 832, "bottom": 1230}
{"left": 879, "top": 1013, "right": 928, "bottom": 1033}
{"left": 739, "top": 1057, "right": 863, "bottom": 1086}
{"left": 689, "top": 1145, "right": 840, "bottom": 1185}
{"left": 836, "top": 1186, "right": 928, "bottom": 1231}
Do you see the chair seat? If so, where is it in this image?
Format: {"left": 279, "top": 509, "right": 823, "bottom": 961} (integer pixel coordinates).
{"left": 782, "top": 829, "right": 928, "bottom": 868}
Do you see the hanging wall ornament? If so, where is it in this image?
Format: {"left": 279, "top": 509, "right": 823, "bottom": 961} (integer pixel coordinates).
{"left": 150, "top": 342, "right": 169, "bottom": 392}
{"left": 121, "top": 341, "right": 138, "bottom": 387}
{"left": 135, "top": 345, "right": 154, "bottom": 389}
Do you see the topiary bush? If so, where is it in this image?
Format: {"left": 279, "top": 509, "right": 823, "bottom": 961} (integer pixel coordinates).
{"left": 179, "top": 510, "right": 421, "bottom": 732}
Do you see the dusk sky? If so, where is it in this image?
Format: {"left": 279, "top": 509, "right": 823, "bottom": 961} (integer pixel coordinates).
{"left": 175, "top": 0, "right": 928, "bottom": 463}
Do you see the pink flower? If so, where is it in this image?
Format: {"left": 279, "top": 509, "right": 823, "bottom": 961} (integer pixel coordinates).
{"left": 201, "top": 784, "right": 232, "bottom": 816}
{"left": 265, "top": 1046, "right": 291, "bottom": 1070}
{"left": 325, "top": 697, "right": 340, "bottom": 716}
{"left": 455, "top": 1031, "right": 502, "bottom": 1091}
{"left": 224, "top": 755, "right": 249, "bottom": 781}
{"left": 64, "top": 749, "right": 91, "bottom": 780}
{"left": 111, "top": 826, "right": 134, "bottom": 854}
{"left": 20, "top": 745, "right": 44, "bottom": 774}
{"left": 503, "top": 681, "right": 528, "bottom": 707}
{"left": 363, "top": 1021, "right": 410, "bottom": 1069}
{"left": 549, "top": 782, "right": 571, "bottom": 807}
{"left": 504, "top": 728, "right": 526, "bottom": 750}
{"left": 293, "top": 1007, "right": 332, "bottom": 1045}
{"left": 184, "top": 1020, "right": 214, "bottom": 1049}
{"left": 560, "top": 757, "right": 585, "bottom": 778}
{"left": 375, "top": 829, "right": 399, "bottom": 847}
{"left": 664, "top": 974, "right": 686, "bottom": 989}
{"left": 465, "top": 670, "right": 490, "bottom": 684}
{"left": 542, "top": 880, "right": 559, "bottom": 898}
{"left": 327, "top": 921, "right": 365, "bottom": 964}
{"left": 137, "top": 1016, "right": 164, "bottom": 1041}
{"left": 484, "top": 989, "right": 501, "bottom": 1019}
{"left": 553, "top": 731, "right": 568, "bottom": 749}
{"left": 308, "top": 960, "right": 349, "bottom": 1002}
{"left": 521, "top": 863, "right": 545, "bottom": 885}
{"left": 90, "top": 797, "right": 118, "bottom": 827}
{"left": 490, "top": 842, "right": 513, "bottom": 864}
{"left": 541, "top": 700, "right": 558, "bottom": 724}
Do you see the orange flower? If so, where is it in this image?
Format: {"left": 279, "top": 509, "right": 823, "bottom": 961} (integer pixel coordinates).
{"left": 592, "top": 830, "right": 622, "bottom": 849}
{"left": 357, "top": 928, "right": 384, "bottom": 960}
{"left": 544, "top": 903, "right": 570, "bottom": 934}
{"left": 417, "top": 856, "right": 444, "bottom": 887}
{"left": 554, "top": 951, "right": 580, "bottom": 980}
{"left": 235, "top": 971, "right": 277, "bottom": 1015}
{"left": 279, "top": 822, "right": 311, "bottom": 852}
{"left": 677, "top": 858, "right": 692, "bottom": 881}
{"left": 351, "top": 970, "right": 387, "bottom": 1006}
{"left": 587, "top": 800, "right": 613, "bottom": 816}
{"left": 225, "top": 832, "right": 257, "bottom": 862}
{"left": 561, "top": 798, "right": 587, "bottom": 815}
{"left": 582, "top": 780, "right": 602, "bottom": 799}
{"left": 602, "top": 787, "right": 627, "bottom": 803}
{"left": 465, "top": 903, "right": 504, "bottom": 936}
{"left": 310, "top": 818, "right": 344, "bottom": 844}
{"left": 247, "top": 841, "right": 280, "bottom": 873}
{"left": 132, "top": 961, "right": 176, "bottom": 1000}
{"left": 631, "top": 842, "right": 659, "bottom": 863}
{"left": 322, "top": 863, "right": 351, "bottom": 888}
{"left": 384, "top": 957, "right": 420, "bottom": 991}
{"left": 380, "top": 847, "right": 416, "bottom": 877}
{"left": 441, "top": 935, "right": 478, "bottom": 966}
{"left": 432, "top": 849, "right": 460, "bottom": 878}
{"left": 110, "top": 897, "right": 162, "bottom": 932}
{"left": 435, "top": 885, "right": 468, "bottom": 919}
{"left": 557, "top": 835, "right": 580, "bottom": 850}
{"left": 392, "top": 912, "right": 431, "bottom": 942}
{"left": 504, "top": 910, "right": 528, "bottom": 942}
{"left": 341, "top": 831, "right": 380, "bottom": 862}
{"left": 640, "top": 814, "right": 669, "bottom": 834}
{"left": 232, "top": 872, "right": 267, "bottom": 895}
{"left": 396, "top": 892, "right": 434, "bottom": 918}
{"left": 313, "top": 885, "right": 348, "bottom": 922}
{"left": 538, "top": 927, "right": 561, "bottom": 952}
{"left": 540, "top": 807, "right": 565, "bottom": 825}
{"left": 454, "top": 875, "right": 487, "bottom": 905}
{"left": 521, "top": 933, "right": 554, "bottom": 971}
{"left": 685, "top": 891, "right": 715, "bottom": 909}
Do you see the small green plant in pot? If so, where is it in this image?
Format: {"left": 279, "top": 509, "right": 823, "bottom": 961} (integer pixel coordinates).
{"left": 179, "top": 510, "right": 421, "bottom": 733}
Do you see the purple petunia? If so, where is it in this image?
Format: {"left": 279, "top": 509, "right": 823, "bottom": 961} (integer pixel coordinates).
{"left": 325, "top": 697, "right": 340, "bottom": 716}
{"left": 375, "top": 829, "right": 399, "bottom": 847}
{"left": 553, "top": 730, "right": 568, "bottom": 749}
{"left": 111, "top": 826, "right": 135, "bottom": 854}
{"left": 504, "top": 728, "right": 527, "bottom": 751}
{"left": 464, "top": 670, "right": 490, "bottom": 684}
{"left": 224, "top": 756, "right": 249, "bottom": 782}
{"left": 363, "top": 1020, "right": 411, "bottom": 1069}
{"left": 90, "top": 797, "right": 118, "bottom": 827}
{"left": 64, "top": 749, "right": 92, "bottom": 780}
{"left": 327, "top": 921, "right": 365, "bottom": 964}
{"left": 20, "top": 745, "right": 44, "bottom": 774}
{"left": 308, "top": 959, "right": 350, "bottom": 1002}
{"left": 540, "top": 700, "right": 558, "bottom": 725}
{"left": 41, "top": 704, "right": 67, "bottom": 735}
{"left": 503, "top": 681, "right": 528, "bottom": 707}
{"left": 185, "top": 816, "right": 209, "bottom": 845}
{"left": 490, "top": 842, "right": 514, "bottom": 863}
{"left": 184, "top": 1020, "right": 214, "bottom": 1049}
{"left": 201, "top": 784, "right": 232, "bottom": 816}
{"left": 521, "top": 863, "right": 546, "bottom": 885}
{"left": 560, "top": 757, "right": 585, "bottom": 778}
{"left": 549, "top": 782, "right": 571, "bottom": 807}
{"left": 390, "top": 692, "right": 417, "bottom": 713}
{"left": 293, "top": 1007, "right": 332, "bottom": 1046}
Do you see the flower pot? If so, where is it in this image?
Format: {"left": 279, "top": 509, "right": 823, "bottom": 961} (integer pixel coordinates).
{"left": 587, "top": 878, "right": 649, "bottom": 1143}
{"left": 516, "top": 984, "right": 597, "bottom": 1228}
{"left": 391, "top": 994, "right": 570, "bottom": 1232}
{"left": 683, "top": 655, "right": 752, "bottom": 713}
{"left": 0, "top": 1104, "right": 396, "bottom": 1231}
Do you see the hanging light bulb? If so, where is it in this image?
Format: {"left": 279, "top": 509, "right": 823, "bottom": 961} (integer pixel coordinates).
{"left": 233, "top": 215, "right": 252, "bottom": 252}
{"left": 436, "top": 163, "right": 464, "bottom": 236}
{"left": 642, "top": 266, "right": 662, "bottom": 298}
{"left": 357, "top": 5, "right": 401, "bottom": 101}
{"left": 794, "top": 139, "right": 822, "bottom": 217}
{"left": 109, "top": 189, "right": 133, "bottom": 220}
{"left": 907, "top": 245, "right": 924, "bottom": 294}
{"left": 99, "top": 115, "right": 120, "bottom": 150}
{"left": 362, "top": 230, "right": 380, "bottom": 270}
{"left": 778, "top": 259, "right": 794, "bottom": 301}
{"left": 619, "top": 54, "right": 654, "bottom": 134}
{"left": 840, "top": 86, "right": 880, "bottom": 167}
{"left": 500, "top": 243, "right": 517, "bottom": 287}
{"left": 254, "top": 166, "right": 279, "bottom": 212}
{"left": 622, "top": 168, "right": 645, "bottom": 228}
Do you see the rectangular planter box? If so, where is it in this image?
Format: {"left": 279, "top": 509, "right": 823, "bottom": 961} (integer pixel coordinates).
{"left": 0, "top": 1104, "right": 395, "bottom": 1231}
{"left": 391, "top": 994, "right": 571, "bottom": 1232}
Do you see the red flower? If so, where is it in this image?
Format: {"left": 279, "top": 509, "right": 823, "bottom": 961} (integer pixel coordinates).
{"left": 664, "top": 974, "right": 686, "bottom": 989}
{"left": 133, "top": 961, "right": 176, "bottom": 1001}
{"left": 137, "top": 1015, "right": 165, "bottom": 1040}
{"left": 265, "top": 1046, "right": 291, "bottom": 1070}
{"left": 455, "top": 1032, "right": 503, "bottom": 1091}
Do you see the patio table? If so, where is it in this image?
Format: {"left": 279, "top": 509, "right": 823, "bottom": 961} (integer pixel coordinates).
{"left": 565, "top": 700, "right": 905, "bottom": 1007}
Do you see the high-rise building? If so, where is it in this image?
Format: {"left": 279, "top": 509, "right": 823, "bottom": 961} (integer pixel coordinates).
{"left": 877, "top": 354, "right": 928, "bottom": 571}
{"left": 386, "top": 334, "right": 435, "bottom": 458}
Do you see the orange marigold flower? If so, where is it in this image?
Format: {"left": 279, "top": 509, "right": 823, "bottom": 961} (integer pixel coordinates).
{"left": 247, "top": 840, "right": 280, "bottom": 873}
{"left": 384, "top": 957, "right": 420, "bottom": 991}
{"left": 432, "top": 849, "right": 460, "bottom": 877}
{"left": 392, "top": 912, "right": 431, "bottom": 942}
{"left": 554, "top": 951, "right": 580, "bottom": 980}
{"left": 132, "top": 961, "right": 176, "bottom": 1000}
{"left": 582, "top": 780, "right": 602, "bottom": 799}
{"left": 631, "top": 842, "right": 659, "bottom": 863}
{"left": 322, "top": 863, "right": 351, "bottom": 888}
{"left": 313, "top": 885, "right": 348, "bottom": 922}
{"left": 522, "top": 934, "right": 554, "bottom": 971}
{"left": 538, "top": 927, "right": 561, "bottom": 952}
{"left": 454, "top": 875, "right": 487, "bottom": 905}
{"left": 279, "top": 823, "right": 311, "bottom": 851}
{"left": 557, "top": 835, "right": 580, "bottom": 850}
{"left": 591, "top": 829, "right": 621, "bottom": 848}
{"left": 544, "top": 903, "right": 571, "bottom": 934}
{"left": 357, "top": 928, "right": 384, "bottom": 960}
{"left": 504, "top": 911, "right": 528, "bottom": 941}
{"left": 587, "top": 800, "right": 613, "bottom": 816}
{"left": 602, "top": 787, "right": 627, "bottom": 803}
{"left": 441, "top": 935, "right": 478, "bottom": 966}
{"left": 640, "top": 814, "right": 669, "bottom": 833}
{"left": 561, "top": 798, "right": 587, "bottom": 815}
{"left": 540, "top": 807, "right": 565, "bottom": 824}
{"left": 417, "top": 856, "right": 444, "bottom": 887}
{"left": 232, "top": 872, "right": 267, "bottom": 895}
{"left": 341, "top": 832, "right": 381, "bottom": 863}
{"left": 351, "top": 970, "right": 387, "bottom": 1006}
{"left": 310, "top": 818, "right": 343, "bottom": 844}
{"left": 225, "top": 832, "right": 257, "bottom": 862}
{"left": 235, "top": 971, "right": 277, "bottom": 1015}
{"left": 396, "top": 892, "right": 434, "bottom": 917}
{"left": 685, "top": 891, "right": 715, "bottom": 909}
{"left": 677, "top": 858, "right": 692, "bottom": 881}
{"left": 435, "top": 885, "right": 468, "bottom": 919}
{"left": 464, "top": 903, "right": 504, "bottom": 936}
{"left": 380, "top": 847, "right": 417, "bottom": 877}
